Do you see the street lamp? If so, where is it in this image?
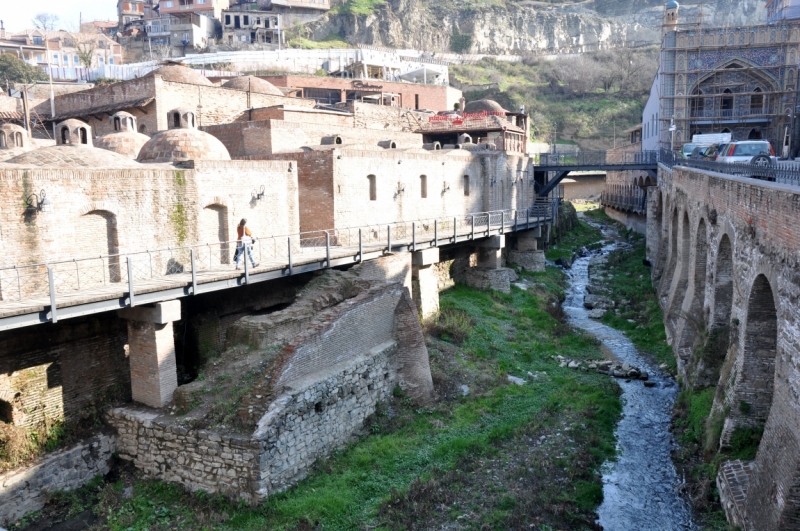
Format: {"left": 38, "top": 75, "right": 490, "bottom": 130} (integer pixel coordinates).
{"left": 669, "top": 118, "right": 677, "bottom": 151}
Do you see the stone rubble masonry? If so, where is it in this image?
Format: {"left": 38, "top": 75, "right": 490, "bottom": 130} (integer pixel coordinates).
{"left": 0, "top": 434, "right": 115, "bottom": 526}
{"left": 508, "top": 250, "right": 545, "bottom": 272}
{"left": 106, "top": 281, "right": 434, "bottom": 502}
{"left": 653, "top": 165, "right": 800, "bottom": 530}
{"left": 121, "top": 301, "right": 182, "bottom": 408}
{"left": 107, "top": 408, "right": 263, "bottom": 502}
{"left": 717, "top": 459, "right": 754, "bottom": 530}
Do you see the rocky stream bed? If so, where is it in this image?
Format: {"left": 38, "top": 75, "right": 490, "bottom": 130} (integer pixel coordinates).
{"left": 558, "top": 222, "right": 698, "bottom": 530}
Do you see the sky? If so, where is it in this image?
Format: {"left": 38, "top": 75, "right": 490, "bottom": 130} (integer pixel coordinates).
{"left": 1, "top": 0, "right": 117, "bottom": 33}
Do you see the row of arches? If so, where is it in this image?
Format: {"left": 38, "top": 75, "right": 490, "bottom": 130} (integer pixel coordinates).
{"left": 657, "top": 195, "right": 779, "bottom": 446}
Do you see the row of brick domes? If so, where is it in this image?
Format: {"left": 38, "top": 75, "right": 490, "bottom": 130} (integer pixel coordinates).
{"left": 148, "top": 64, "right": 284, "bottom": 96}
{"left": 0, "top": 109, "right": 231, "bottom": 167}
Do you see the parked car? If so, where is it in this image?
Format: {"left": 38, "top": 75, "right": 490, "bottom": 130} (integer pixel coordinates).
{"left": 715, "top": 141, "right": 776, "bottom": 166}
{"left": 688, "top": 144, "right": 720, "bottom": 160}
{"left": 681, "top": 143, "right": 699, "bottom": 159}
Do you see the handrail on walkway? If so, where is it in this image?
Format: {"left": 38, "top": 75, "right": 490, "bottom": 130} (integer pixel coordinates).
{"left": 0, "top": 204, "right": 558, "bottom": 330}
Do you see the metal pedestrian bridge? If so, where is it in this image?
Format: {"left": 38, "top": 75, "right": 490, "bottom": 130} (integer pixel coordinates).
{"left": 0, "top": 204, "right": 558, "bottom": 332}
{"left": 535, "top": 150, "right": 660, "bottom": 197}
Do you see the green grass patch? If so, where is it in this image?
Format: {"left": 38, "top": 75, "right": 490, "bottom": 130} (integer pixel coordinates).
{"left": 545, "top": 217, "right": 604, "bottom": 262}
{"left": 596, "top": 231, "right": 676, "bottom": 370}
{"left": 24, "top": 222, "right": 622, "bottom": 530}
{"left": 330, "top": 0, "right": 385, "bottom": 15}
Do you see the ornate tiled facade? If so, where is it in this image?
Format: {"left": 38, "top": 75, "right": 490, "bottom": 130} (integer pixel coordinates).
{"left": 657, "top": 4, "right": 800, "bottom": 152}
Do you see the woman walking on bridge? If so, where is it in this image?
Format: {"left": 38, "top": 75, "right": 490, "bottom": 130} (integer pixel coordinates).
{"left": 234, "top": 218, "right": 259, "bottom": 270}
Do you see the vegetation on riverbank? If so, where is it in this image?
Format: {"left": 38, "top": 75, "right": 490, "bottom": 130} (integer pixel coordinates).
{"left": 581, "top": 210, "right": 675, "bottom": 370}
{"left": 17, "top": 217, "right": 621, "bottom": 531}
{"left": 451, "top": 49, "right": 657, "bottom": 150}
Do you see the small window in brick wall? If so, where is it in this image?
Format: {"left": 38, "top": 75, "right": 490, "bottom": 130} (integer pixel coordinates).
{"left": 463, "top": 175, "right": 470, "bottom": 196}
{"left": 420, "top": 175, "right": 427, "bottom": 198}
{"left": 368, "top": 175, "right": 377, "bottom": 200}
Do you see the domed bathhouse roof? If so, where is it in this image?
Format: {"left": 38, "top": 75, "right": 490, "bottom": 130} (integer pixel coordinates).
{"left": 0, "top": 124, "right": 35, "bottom": 160}
{"left": 147, "top": 63, "right": 213, "bottom": 86}
{"left": 5, "top": 118, "right": 140, "bottom": 168}
{"left": 222, "top": 76, "right": 284, "bottom": 96}
{"left": 95, "top": 112, "right": 151, "bottom": 160}
{"left": 666, "top": 1, "right": 679, "bottom": 9}
{"left": 137, "top": 108, "right": 231, "bottom": 163}
{"left": 463, "top": 99, "right": 508, "bottom": 114}
{"left": 5, "top": 145, "right": 141, "bottom": 168}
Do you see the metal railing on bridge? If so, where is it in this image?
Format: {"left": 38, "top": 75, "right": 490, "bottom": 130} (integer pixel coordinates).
{"left": 659, "top": 148, "right": 800, "bottom": 186}
{"left": 600, "top": 190, "right": 648, "bottom": 214}
{"left": 0, "top": 203, "right": 558, "bottom": 330}
{"left": 538, "top": 150, "right": 661, "bottom": 168}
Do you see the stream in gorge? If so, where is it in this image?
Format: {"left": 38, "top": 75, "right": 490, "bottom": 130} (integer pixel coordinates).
{"left": 561, "top": 226, "right": 697, "bottom": 530}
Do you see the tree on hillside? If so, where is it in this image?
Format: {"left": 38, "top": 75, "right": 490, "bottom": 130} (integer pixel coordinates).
{"left": 0, "top": 55, "right": 48, "bottom": 88}
{"left": 32, "top": 13, "right": 59, "bottom": 30}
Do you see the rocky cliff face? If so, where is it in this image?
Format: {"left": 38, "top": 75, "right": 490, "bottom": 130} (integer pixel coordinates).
{"left": 313, "top": 0, "right": 766, "bottom": 55}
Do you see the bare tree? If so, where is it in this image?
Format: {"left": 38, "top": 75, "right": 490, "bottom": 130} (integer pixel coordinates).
{"left": 149, "top": 41, "right": 174, "bottom": 61}
{"left": 67, "top": 32, "right": 99, "bottom": 67}
{"left": 32, "top": 13, "right": 59, "bottom": 30}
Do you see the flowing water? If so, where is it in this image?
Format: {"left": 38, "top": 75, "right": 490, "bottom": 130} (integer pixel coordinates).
{"left": 561, "top": 237, "right": 697, "bottom": 530}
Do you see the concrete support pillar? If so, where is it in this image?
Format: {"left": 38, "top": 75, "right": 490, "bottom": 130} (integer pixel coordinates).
{"left": 474, "top": 236, "right": 505, "bottom": 269}
{"left": 412, "top": 248, "right": 440, "bottom": 320}
{"left": 464, "top": 235, "right": 513, "bottom": 293}
{"left": 118, "top": 301, "right": 181, "bottom": 408}
{"left": 508, "top": 229, "right": 546, "bottom": 272}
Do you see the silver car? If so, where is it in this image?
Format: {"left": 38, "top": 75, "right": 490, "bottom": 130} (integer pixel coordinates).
{"left": 716, "top": 141, "right": 776, "bottom": 166}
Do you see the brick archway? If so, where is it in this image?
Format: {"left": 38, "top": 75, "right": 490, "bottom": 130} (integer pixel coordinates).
{"left": 667, "top": 212, "right": 692, "bottom": 338}
{"left": 678, "top": 218, "right": 708, "bottom": 353}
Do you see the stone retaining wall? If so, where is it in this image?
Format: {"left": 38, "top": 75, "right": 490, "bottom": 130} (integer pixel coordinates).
{"left": 0, "top": 435, "right": 115, "bottom": 526}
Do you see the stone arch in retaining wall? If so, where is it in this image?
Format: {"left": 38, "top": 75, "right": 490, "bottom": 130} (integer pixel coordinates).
{"left": 679, "top": 217, "right": 708, "bottom": 346}
{"left": 721, "top": 273, "right": 779, "bottom": 449}
{"left": 667, "top": 212, "right": 692, "bottom": 339}
{"left": 659, "top": 206, "right": 680, "bottom": 297}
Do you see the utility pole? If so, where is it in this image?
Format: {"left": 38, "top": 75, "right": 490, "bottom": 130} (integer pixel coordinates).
{"left": 21, "top": 85, "right": 31, "bottom": 138}
{"left": 613, "top": 121, "right": 616, "bottom": 149}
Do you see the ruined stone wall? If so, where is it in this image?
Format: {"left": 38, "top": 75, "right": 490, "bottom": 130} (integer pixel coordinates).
{"left": 107, "top": 279, "right": 432, "bottom": 502}
{"left": 0, "top": 434, "right": 115, "bottom": 526}
{"left": 108, "top": 407, "right": 262, "bottom": 501}
{"left": 0, "top": 161, "right": 298, "bottom": 273}
{"left": 0, "top": 313, "right": 129, "bottom": 428}
{"left": 652, "top": 165, "right": 800, "bottom": 530}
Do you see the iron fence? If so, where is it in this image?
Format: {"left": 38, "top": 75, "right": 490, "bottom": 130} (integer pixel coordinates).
{"left": 0, "top": 205, "right": 558, "bottom": 314}
{"left": 659, "top": 148, "right": 800, "bottom": 185}
{"left": 539, "top": 150, "right": 660, "bottom": 167}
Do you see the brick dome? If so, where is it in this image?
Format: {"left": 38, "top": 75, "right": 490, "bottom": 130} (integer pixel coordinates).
{"left": 222, "top": 76, "right": 284, "bottom": 96}
{"left": 463, "top": 100, "right": 507, "bottom": 114}
{"left": 5, "top": 145, "right": 142, "bottom": 167}
{"left": 137, "top": 128, "right": 231, "bottom": 163}
{"left": 148, "top": 64, "right": 213, "bottom": 86}
{"left": 95, "top": 131, "right": 151, "bottom": 159}
{"left": 95, "top": 112, "right": 151, "bottom": 159}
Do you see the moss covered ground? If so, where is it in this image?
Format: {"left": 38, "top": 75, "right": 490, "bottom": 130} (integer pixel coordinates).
{"left": 17, "top": 218, "right": 622, "bottom": 531}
